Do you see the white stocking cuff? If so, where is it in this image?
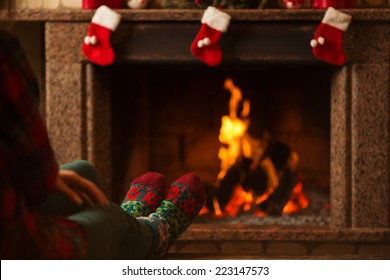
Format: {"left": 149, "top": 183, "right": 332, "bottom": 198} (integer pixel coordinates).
{"left": 201, "top": 6, "right": 231, "bottom": 33}
{"left": 92, "top": 5, "right": 121, "bottom": 31}
{"left": 322, "top": 7, "right": 352, "bottom": 31}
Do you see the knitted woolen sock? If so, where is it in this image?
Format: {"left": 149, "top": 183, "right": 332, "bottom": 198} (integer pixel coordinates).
{"left": 121, "top": 172, "right": 166, "bottom": 217}
{"left": 138, "top": 173, "right": 205, "bottom": 256}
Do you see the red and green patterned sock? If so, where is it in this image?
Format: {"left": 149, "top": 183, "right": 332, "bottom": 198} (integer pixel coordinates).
{"left": 138, "top": 173, "right": 205, "bottom": 256}
{"left": 121, "top": 172, "right": 166, "bottom": 217}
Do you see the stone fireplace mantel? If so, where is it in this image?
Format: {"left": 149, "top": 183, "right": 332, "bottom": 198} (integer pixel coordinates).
{"left": 2, "top": 9, "right": 390, "bottom": 256}
{"left": 2, "top": 8, "right": 390, "bottom": 21}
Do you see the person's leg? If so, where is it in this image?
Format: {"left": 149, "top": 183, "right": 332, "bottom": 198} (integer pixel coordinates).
{"left": 68, "top": 202, "right": 158, "bottom": 259}
{"left": 39, "top": 160, "right": 162, "bottom": 259}
{"left": 40, "top": 161, "right": 205, "bottom": 259}
{"left": 61, "top": 159, "right": 102, "bottom": 188}
{"left": 69, "top": 172, "right": 206, "bottom": 259}
{"left": 138, "top": 173, "right": 206, "bottom": 256}
{"left": 38, "top": 160, "right": 101, "bottom": 216}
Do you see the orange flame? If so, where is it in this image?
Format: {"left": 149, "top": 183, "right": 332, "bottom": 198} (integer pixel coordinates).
{"left": 282, "top": 182, "right": 309, "bottom": 214}
{"left": 224, "top": 185, "right": 253, "bottom": 217}
{"left": 211, "top": 79, "right": 309, "bottom": 217}
{"left": 222, "top": 182, "right": 309, "bottom": 216}
{"left": 217, "top": 79, "right": 251, "bottom": 182}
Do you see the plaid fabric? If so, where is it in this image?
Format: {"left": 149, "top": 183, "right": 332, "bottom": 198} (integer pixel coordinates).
{"left": 0, "top": 30, "right": 87, "bottom": 259}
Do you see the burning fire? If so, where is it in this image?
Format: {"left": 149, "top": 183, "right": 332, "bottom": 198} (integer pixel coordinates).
{"left": 207, "top": 78, "right": 309, "bottom": 218}
{"left": 211, "top": 78, "right": 252, "bottom": 217}
{"left": 217, "top": 78, "right": 251, "bottom": 181}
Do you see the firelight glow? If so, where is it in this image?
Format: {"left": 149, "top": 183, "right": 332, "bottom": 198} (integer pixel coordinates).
{"left": 217, "top": 78, "right": 251, "bottom": 181}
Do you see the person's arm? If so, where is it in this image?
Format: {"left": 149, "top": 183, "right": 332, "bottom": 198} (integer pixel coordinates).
{"left": 0, "top": 30, "right": 58, "bottom": 208}
{"left": 0, "top": 30, "right": 108, "bottom": 208}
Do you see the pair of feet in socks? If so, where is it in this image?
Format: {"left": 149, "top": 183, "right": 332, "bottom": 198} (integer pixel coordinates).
{"left": 121, "top": 172, "right": 205, "bottom": 256}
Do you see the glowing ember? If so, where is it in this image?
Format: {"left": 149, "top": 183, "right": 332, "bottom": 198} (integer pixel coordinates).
{"left": 224, "top": 185, "right": 253, "bottom": 217}
{"left": 282, "top": 182, "right": 309, "bottom": 214}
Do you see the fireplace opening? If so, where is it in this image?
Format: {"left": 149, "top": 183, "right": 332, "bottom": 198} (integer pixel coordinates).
{"left": 111, "top": 63, "right": 332, "bottom": 225}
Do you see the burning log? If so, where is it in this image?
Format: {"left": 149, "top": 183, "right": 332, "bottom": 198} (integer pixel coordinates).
{"left": 206, "top": 157, "right": 254, "bottom": 213}
{"left": 258, "top": 166, "right": 297, "bottom": 216}
{"left": 263, "top": 141, "right": 292, "bottom": 172}
{"left": 207, "top": 140, "right": 304, "bottom": 217}
{"left": 256, "top": 141, "right": 306, "bottom": 216}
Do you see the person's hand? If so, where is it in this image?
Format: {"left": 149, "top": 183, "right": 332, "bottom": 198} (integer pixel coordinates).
{"left": 55, "top": 169, "right": 109, "bottom": 206}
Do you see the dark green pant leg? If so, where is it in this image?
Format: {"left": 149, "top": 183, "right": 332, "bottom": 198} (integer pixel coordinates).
{"left": 39, "top": 160, "right": 158, "bottom": 259}
{"left": 68, "top": 202, "right": 156, "bottom": 259}
{"left": 61, "top": 159, "right": 102, "bottom": 188}
{"left": 38, "top": 160, "right": 101, "bottom": 216}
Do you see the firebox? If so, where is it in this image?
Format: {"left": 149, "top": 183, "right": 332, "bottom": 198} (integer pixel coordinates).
{"left": 110, "top": 63, "right": 332, "bottom": 224}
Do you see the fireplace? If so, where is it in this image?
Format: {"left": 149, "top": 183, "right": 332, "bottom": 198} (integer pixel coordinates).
{"left": 41, "top": 9, "right": 390, "bottom": 257}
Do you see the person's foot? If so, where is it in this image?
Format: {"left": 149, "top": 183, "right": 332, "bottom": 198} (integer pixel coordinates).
{"left": 139, "top": 173, "right": 205, "bottom": 255}
{"left": 121, "top": 172, "right": 166, "bottom": 217}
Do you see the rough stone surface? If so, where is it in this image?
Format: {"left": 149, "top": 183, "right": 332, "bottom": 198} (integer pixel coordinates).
{"left": 311, "top": 244, "right": 355, "bottom": 255}
{"left": 2, "top": 9, "right": 390, "bottom": 22}
{"left": 351, "top": 64, "right": 390, "bottom": 228}
{"left": 45, "top": 22, "right": 87, "bottom": 63}
{"left": 266, "top": 242, "right": 307, "bottom": 255}
{"left": 179, "top": 224, "right": 390, "bottom": 242}
{"left": 46, "top": 62, "right": 86, "bottom": 164}
{"left": 220, "top": 241, "right": 264, "bottom": 254}
{"left": 85, "top": 65, "right": 112, "bottom": 193}
{"left": 330, "top": 66, "right": 352, "bottom": 228}
{"left": 346, "top": 24, "right": 390, "bottom": 64}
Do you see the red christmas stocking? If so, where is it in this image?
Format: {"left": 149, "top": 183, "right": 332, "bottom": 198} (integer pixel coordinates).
{"left": 310, "top": 7, "right": 352, "bottom": 66}
{"left": 82, "top": 0, "right": 123, "bottom": 9}
{"left": 82, "top": 5, "right": 121, "bottom": 66}
{"left": 82, "top": 0, "right": 103, "bottom": 9}
{"left": 190, "top": 6, "right": 231, "bottom": 67}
